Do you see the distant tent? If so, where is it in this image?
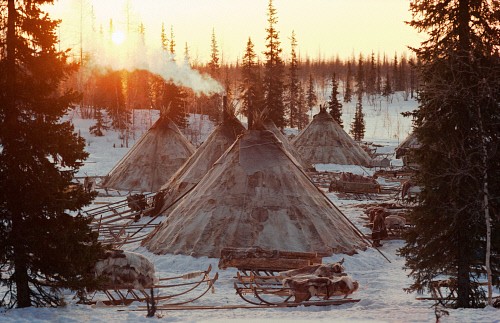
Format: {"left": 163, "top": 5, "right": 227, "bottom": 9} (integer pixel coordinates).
{"left": 263, "top": 120, "right": 315, "bottom": 172}
{"left": 154, "top": 113, "right": 246, "bottom": 215}
{"left": 395, "top": 132, "right": 419, "bottom": 159}
{"left": 101, "top": 117, "right": 195, "bottom": 192}
{"left": 395, "top": 132, "right": 420, "bottom": 167}
{"left": 291, "top": 109, "right": 372, "bottom": 166}
{"left": 143, "top": 129, "right": 368, "bottom": 258}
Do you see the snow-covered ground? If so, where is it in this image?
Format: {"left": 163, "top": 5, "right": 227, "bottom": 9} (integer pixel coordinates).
{"left": 2, "top": 95, "right": 498, "bottom": 322}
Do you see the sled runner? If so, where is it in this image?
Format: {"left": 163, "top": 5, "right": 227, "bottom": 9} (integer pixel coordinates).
{"left": 91, "top": 264, "right": 218, "bottom": 306}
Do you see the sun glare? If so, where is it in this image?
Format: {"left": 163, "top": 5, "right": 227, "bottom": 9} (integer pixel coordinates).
{"left": 111, "top": 30, "right": 126, "bottom": 45}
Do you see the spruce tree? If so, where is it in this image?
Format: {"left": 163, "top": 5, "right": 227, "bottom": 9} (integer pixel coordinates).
{"left": 327, "top": 73, "right": 343, "bottom": 127}
{"left": 160, "top": 23, "right": 168, "bottom": 52}
{"left": 366, "top": 52, "right": 376, "bottom": 95}
{"left": 392, "top": 52, "right": 400, "bottom": 91}
{"left": 287, "top": 30, "right": 300, "bottom": 129}
{"left": 399, "top": 0, "right": 500, "bottom": 308}
{"left": 306, "top": 73, "right": 317, "bottom": 117}
{"left": 297, "top": 81, "right": 309, "bottom": 129}
{"left": 162, "top": 82, "right": 188, "bottom": 128}
{"left": 240, "top": 37, "right": 260, "bottom": 129}
{"left": 0, "top": 0, "right": 104, "bottom": 308}
{"left": 263, "top": 0, "right": 286, "bottom": 128}
{"left": 350, "top": 93, "right": 365, "bottom": 142}
{"left": 376, "top": 53, "right": 382, "bottom": 94}
{"left": 343, "top": 61, "right": 353, "bottom": 103}
{"left": 208, "top": 28, "right": 220, "bottom": 78}
{"left": 169, "top": 25, "right": 176, "bottom": 59}
{"left": 356, "top": 54, "right": 365, "bottom": 96}
{"left": 382, "top": 71, "right": 393, "bottom": 99}
{"left": 89, "top": 107, "right": 109, "bottom": 136}
{"left": 184, "top": 42, "right": 190, "bottom": 65}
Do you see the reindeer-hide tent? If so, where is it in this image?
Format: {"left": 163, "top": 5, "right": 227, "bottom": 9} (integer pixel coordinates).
{"left": 263, "top": 120, "right": 315, "bottom": 172}
{"left": 142, "top": 129, "right": 368, "bottom": 258}
{"left": 101, "top": 117, "right": 195, "bottom": 192}
{"left": 395, "top": 132, "right": 419, "bottom": 159}
{"left": 154, "top": 113, "right": 246, "bottom": 215}
{"left": 291, "top": 109, "right": 372, "bottom": 166}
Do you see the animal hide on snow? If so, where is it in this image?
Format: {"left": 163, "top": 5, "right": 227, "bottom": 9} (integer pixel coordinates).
{"left": 94, "top": 250, "right": 158, "bottom": 290}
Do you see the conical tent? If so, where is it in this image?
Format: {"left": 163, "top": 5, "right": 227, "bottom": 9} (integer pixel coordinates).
{"left": 143, "top": 129, "right": 368, "bottom": 258}
{"left": 101, "top": 117, "right": 195, "bottom": 192}
{"left": 395, "top": 132, "right": 419, "bottom": 159}
{"left": 291, "top": 109, "right": 372, "bottom": 166}
{"left": 154, "top": 114, "right": 246, "bottom": 215}
{"left": 263, "top": 120, "right": 315, "bottom": 172}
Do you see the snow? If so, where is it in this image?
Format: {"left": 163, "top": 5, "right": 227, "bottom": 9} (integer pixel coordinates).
{"left": 2, "top": 95, "right": 498, "bottom": 322}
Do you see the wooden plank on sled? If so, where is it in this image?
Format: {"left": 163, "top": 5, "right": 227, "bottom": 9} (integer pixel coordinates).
{"left": 219, "top": 247, "right": 325, "bottom": 271}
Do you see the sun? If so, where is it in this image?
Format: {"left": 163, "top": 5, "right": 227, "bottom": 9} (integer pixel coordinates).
{"left": 111, "top": 30, "right": 126, "bottom": 45}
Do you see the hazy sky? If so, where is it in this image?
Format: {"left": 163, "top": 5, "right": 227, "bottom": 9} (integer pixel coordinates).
{"left": 49, "top": 0, "right": 423, "bottom": 64}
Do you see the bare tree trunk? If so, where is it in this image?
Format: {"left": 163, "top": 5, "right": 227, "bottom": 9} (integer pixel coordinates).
{"left": 477, "top": 105, "right": 493, "bottom": 306}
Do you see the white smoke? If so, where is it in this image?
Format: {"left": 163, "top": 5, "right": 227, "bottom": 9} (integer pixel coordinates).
{"left": 83, "top": 30, "right": 223, "bottom": 95}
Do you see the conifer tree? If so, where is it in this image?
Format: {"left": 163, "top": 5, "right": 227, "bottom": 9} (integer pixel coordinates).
{"left": 350, "top": 92, "right": 365, "bottom": 142}
{"left": 240, "top": 37, "right": 260, "bottom": 129}
{"left": 89, "top": 107, "right": 109, "bottom": 136}
{"left": 366, "top": 52, "right": 376, "bottom": 95}
{"left": 399, "top": 0, "right": 500, "bottom": 308}
{"left": 356, "top": 54, "right": 365, "bottom": 96}
{"left": 327, "top": 73, "right": 343, "bottom": 127}
{"left": 208, "top": 28, "right": 220, "bottom": 78}
{"left": 297, "top": 81, "right": 309, "bottom": 129}
{"left": 392, "top": 52, "right": 400, "bottom": 91}
{"left": 306, "top": 73, "right": 317, "bottom": 117}
{"left": 169, "top": 25, "right": 176, "bottom": 59}
{"left": 263, "top": 0, "right": 286, "bottom": 128}
{"left": 287, "top": 30, "right": 300, "bottom": 128}
{"left": 399, "top": 54, "right": 408, "bottom": 98}
{"left": 184, "top": 42, "right": 190, "bottom": 65}
{"left": 162, "top": 82, "right": 188, "bottom": 128}
{"left": 382, "top": 71, "right": 393, "bottom": 99}
{"left": 376, "top": 53, "right": 382, "bottom": 94}
{"left": 160, "top": 23, "right": 168, "bottom": 52}
{"left": 343, "top": 61, "right": 353, "bottom": 103}
{"left": 0, "top": 0, "right": 104, "bottom": 308}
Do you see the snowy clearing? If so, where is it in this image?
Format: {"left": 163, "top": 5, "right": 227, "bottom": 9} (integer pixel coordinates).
{"left": 2, "top": 95, "right": 498, "bottom": 322}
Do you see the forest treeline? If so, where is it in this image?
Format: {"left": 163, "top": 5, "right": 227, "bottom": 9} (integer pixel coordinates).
{"left": 59, "top": 0, "right": 420, "bottom": 145}
{"left": 66, "top": 50, "right": 418, "bottom": 136}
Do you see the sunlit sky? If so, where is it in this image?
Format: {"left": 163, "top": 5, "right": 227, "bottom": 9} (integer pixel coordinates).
{"left": 48, "top": 0, "right": 423, "bottom": 64}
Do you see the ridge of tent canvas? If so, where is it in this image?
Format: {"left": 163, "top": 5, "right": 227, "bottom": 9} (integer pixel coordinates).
{"left": 101, "top": 117, "right": 195, "bottom": 193}
{"left": 263, "top": 119, "right": 316, "bottom": 172}
{"left": 292, "top": 110, "right": 372, "bottom": 166}
{"left": 143, "top": 129, "right": 368, "bottom": 258}
{"left": 155, "top": 114, "right": 246, "bottom": 216}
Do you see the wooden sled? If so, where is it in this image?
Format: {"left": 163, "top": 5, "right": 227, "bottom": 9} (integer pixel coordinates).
{"left": 416, "top": 279, "right": 491, "bottom": 307}
{"left": 219, "top": 247, "right": 360, "bottom": 307}
{"left": 91, "top": 264, "right": 218, "bottom": 306}
{"left": 233, "top": 271, "right": 359, "bottom": 307}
